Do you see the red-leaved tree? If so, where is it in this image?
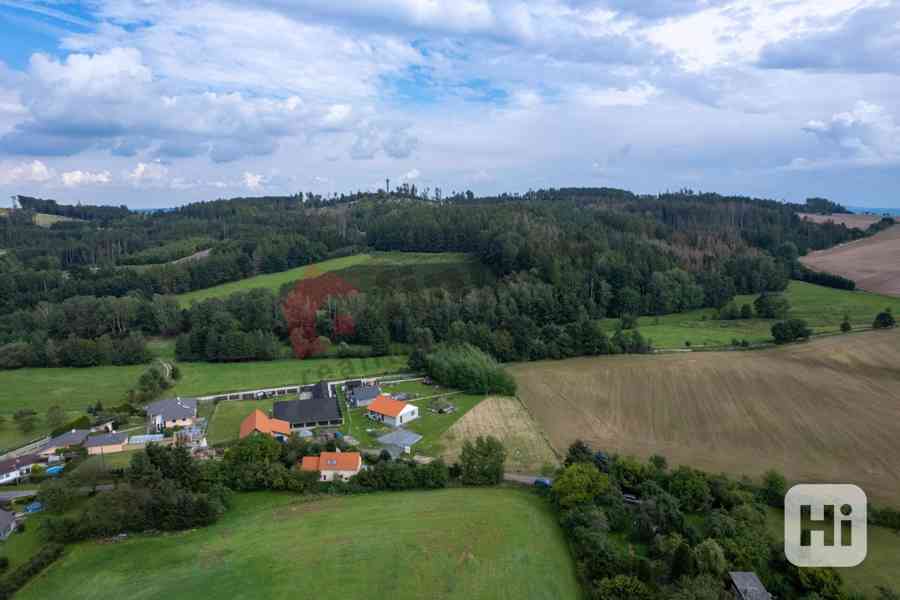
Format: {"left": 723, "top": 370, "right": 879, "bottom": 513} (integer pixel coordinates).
{"left": 282, "top": 273, "right": 359, "bottom": 359}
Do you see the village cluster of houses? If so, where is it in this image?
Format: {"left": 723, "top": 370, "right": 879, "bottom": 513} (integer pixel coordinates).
{"left": 0, "top": 397, "right": 208, "bottom": 488}
{"left": 237, "top": 379, "right": 426, "bottom": 480}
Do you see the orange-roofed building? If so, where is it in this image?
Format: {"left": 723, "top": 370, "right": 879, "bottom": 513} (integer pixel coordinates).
{"left": 299, "top": 451, "right": 362, "bottom": 482}
{"left": 239, "top": 409, "right": 292, "bottom": 441}
{"left": 366, "top": 395, "right": 419, "bottom": 428}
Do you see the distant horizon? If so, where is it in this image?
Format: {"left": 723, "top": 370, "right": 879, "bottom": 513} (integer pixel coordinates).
{"left": 9, "top": 187, "right": 899, "bottom": 214}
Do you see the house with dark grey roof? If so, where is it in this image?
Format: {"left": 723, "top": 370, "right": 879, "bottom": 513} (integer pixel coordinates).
{"left": 274, "top": 384, "right": 343, "bottom": 430}
{"left": 729, "top": 572, "right": 772, "bottom": 600}
{"left": 348, "top": 384, "right": 382, "bottom": 408}
{"left": 85, "top": 432, "right": 129, "bottom": 455}
{"left": 146, "top": 397, "right": 198, "bottom": 432}
{"left": 0, "top": 509, "right": 16, "bottom": 540}
{"left": 37, "top": 429, "right": 91, "bottom": 460}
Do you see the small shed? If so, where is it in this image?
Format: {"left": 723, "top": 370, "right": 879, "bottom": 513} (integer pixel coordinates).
{"left": 377, "top": 429, "right": 423, "bottom": 454}
{"left": 729, "top": 572, "right": 772, "bottom": 600}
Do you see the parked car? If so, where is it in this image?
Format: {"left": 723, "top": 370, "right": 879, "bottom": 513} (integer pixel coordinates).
{"left": 533, "top": 478, "right": 552, "bottom": 488}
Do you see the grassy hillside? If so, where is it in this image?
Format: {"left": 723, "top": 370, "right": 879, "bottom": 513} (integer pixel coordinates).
{"left": 0, "top": 355, "right": 407, "bottom": 452}
{"left": 513, "top": 328, "right": 900, "bottom": 505}
{"left": 175, "top": 252, "right": 489, "bottom": 307}
{"left": 18, "top": 488, "right": 581, "bottom": 600}
{"left": 618, "top": 280, "right": 900, "bottom": 349}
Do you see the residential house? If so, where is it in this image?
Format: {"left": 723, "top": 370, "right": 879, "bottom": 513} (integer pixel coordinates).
{"left": 367, "top": 396, "right": 419, "bottom": 428}
{"left": 376, "top": 429, "right": 422, "bottom": 455}
{"left": 347, "top": 384, "right": 382, "bottom": 408}
{"left": 274, "top": 381, "right": 343, "bottom": 430}
{"left": 145, "top": 397, "right": 198, "bottom": 432}
{"left": 0, "top": 509, "right": 16, "bottom": 540}
{"left": 37, "top": 429, "right": 91, "bottom": 461}
{"left": 0, "top": 454, "right": 45, "bottom": 485}
{"left": 240, "top": 410, "right": 291, "bottom": 441}
{"left": 300, "top": 451, "right": 362, "bottom": 482}
{"left": 84, "top": 432, "right": 129, "bottom": 456}
{"left": 729, "top": 572, "right": 772, "bottom": 600}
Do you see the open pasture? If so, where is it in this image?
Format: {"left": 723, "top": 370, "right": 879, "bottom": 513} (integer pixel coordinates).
{"left": 17, "top": 488, "right": 580, "bottom": 600}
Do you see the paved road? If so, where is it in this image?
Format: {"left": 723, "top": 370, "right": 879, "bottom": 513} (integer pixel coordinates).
{"left": 0, "top": 490, "right": 38, "bottom": 502}
{"left": 503, "top": 473, "right": 552, "bottom": 485}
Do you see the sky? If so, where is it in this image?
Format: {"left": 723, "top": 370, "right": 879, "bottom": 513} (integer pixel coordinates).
{"left": 0, "top": 0, "right": 898, "bottom": 209}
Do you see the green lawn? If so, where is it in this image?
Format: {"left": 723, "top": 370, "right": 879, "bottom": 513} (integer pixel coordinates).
{"left": 71, "top": 449, "right": 142, "bottom": 475}
{"left": 206, "top": 399, "right": 275, "bottom": 446}
{"left": 17, "top": 488, "right": 581, "bottom": 600}
{"left": 174, "top": 252, "right": 485, "bottom": 307}
{"left": 765, "top": 507, "right": 900, "bottom": 597}
{"left": 614, "top": 281, "right": 900, "bottom": 349}
{"left": 339, "top": 380, "right": 485, "bottom": 455}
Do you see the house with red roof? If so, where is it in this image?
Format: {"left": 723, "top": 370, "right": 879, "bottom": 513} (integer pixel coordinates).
{"left": 300, "top": 451, "right": 362, "bottom": 482}
{"left": 240, "top": 409, "right": 292, "bottom": 441}
{"left": 366, "top": 395, "right": 419, "bottom": 428}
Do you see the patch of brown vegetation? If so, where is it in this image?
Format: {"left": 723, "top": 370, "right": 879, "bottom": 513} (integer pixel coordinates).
{"left": 801, "top": 225, "right": 900, "bottom": 297}
{"left": 511, "top": 330, "right": 900, "bottom": 504}
{"left": 441, "top": 396, "right": 559, "bottom": 474}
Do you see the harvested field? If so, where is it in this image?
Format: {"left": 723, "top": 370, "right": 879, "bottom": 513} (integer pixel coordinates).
{"left": 801, "top": 224, "right": 900, "bottom": 297}
{"left": 440, "top": 396, "right": 559, "bottom": 474}
{"left": 511, "top": 329, "right": 900, "bottom": 504}
{"left": 798, "top": 212, "right": 882, "bottom": 229}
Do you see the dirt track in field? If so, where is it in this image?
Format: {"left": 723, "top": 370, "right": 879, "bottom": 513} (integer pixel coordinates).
{"left": 799, "top": 213, "right": 883, "bottom": 229}
{"left": 801, "top": 225, "right": 900, "bottom": 297}
{"left": 440, "top": 396, "right": 559, "bottom": 474}
{"left": 511, "top": 330, "right": 900, "bottom": 504}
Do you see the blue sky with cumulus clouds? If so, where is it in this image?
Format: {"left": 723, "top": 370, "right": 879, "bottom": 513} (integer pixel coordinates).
{"left": 0, "top": 0, "right": 898, "bottom": 208}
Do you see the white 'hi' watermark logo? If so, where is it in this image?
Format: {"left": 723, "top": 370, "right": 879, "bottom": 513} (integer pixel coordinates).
{"left": 785, "top": 484, "right": 867, "bottom": 567}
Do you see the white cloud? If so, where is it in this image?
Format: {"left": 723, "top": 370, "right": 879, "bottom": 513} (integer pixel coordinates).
{"left": 575, "top": 82, "right": 659, "bottom": 108}
{"left": 61, "top": 169, "right": 112, "bottom": 186}
{"left": 243, "top": 171, "right": 265, "bottom": 190}
{"left": 786, "top": 101, "right": 900, "bottom": 169}
{"left": 127, "top": 161, "right": 169, "bottom": 185}
{"left": 401, "top": 168, "right": 420, "bottom": 180}
{"left": 0, "top": 160, "right": 55, "bottom": 184}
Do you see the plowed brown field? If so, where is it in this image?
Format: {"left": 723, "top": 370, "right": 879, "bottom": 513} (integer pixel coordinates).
{"left": 801, "top": 224, "right": 900, "bottom": 297}
{"left": 511, "top": 330, "right": 900, "bottom": 504}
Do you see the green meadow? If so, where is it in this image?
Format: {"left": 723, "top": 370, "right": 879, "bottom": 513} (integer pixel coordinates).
{"left": 175, "top": 251, "right": 488, "bottom": 307}
{"left": 17, "top": 488, "right": 581, "bottom": 600}
{"left": 614, "top": 280, "right": 900, "bottom": 349}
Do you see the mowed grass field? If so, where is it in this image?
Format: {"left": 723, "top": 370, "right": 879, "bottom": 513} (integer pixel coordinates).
{"left": 801, "top": 224, "right": 900, "bottom": 297}
{"left": 512, "top": 329, "right": 900, "bottom": 505}
{"left": 619, "top": 280, "right": 900, "bottom": 349}
{"left": 175, "top": 251, "right": 489, "bottom": 307}
{"left": 18, "top": 488, "right": 581, "bottom": 600}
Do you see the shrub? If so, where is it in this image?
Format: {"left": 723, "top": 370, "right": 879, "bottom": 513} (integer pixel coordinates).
{"left": 771, "top": 319, "right": 812, "bottom": 344}
{"left": 424, "top": 343, "right": 516, "bottom": 395}
{"left": 873, "top": 309, "right": 896, "bottom": 330}
{"left": 754, "top": 292, "right": 790, "bottom": 319}
{"left": 459, "top": 436, "right": 506, "bottom": 486}
{"left": 552, "top": 463, "right": 611, "bottom": 508}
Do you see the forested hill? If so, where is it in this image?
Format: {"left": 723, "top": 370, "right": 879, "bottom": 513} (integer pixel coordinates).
{"left": 0, "top": 187, "right": 880, "bottom": 369}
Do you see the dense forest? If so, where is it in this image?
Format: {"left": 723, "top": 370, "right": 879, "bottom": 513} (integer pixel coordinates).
{"left": 0, "top": 189, "right": 891, "bottom": 369}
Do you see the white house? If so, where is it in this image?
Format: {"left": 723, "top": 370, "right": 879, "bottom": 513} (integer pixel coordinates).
{"left": 366, "top": 396, "right": 419, "bottom": 428}
{"left": 0, "top": 454, "right": 44, "bottom": 485}
{"left": 300, "top": 451, "right": 362, "bottom": 482}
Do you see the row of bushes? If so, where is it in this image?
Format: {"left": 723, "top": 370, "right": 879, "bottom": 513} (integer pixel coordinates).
{"left": 0, "top": 543, "right": 64, "bottom": 599}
